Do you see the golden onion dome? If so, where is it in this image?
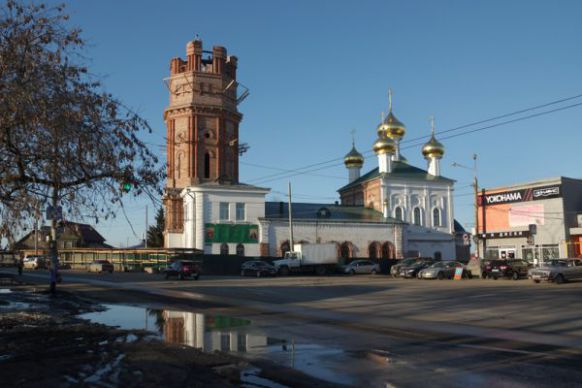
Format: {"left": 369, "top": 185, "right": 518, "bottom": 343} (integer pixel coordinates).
{"left": 384, "top": 111, "right": 406, "bottom": 140}
{"left": 373, "top": 135, "right": 395, "bottom": 155}
{"left": 422, "top": 135, "right": 445, "bottom": 159}
{"left": 344, "top": 145, "right": 364, "bottom": 168}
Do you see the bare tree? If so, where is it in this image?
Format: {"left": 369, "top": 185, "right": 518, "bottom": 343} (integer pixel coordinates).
{"left": 0, "top": 1, "right": 163, "bottom": 290}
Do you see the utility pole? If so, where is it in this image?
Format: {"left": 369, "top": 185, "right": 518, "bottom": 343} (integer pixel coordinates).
{"left": 481, "top": 188, "right": 487, "bottom": 258}
{"left": 145, "top": 205, "right": 148, "bottom": 249}
{"left": 473, "top": 154, "right": 479, "bottom": 258}
{"left": 288, "top": 181, "right": 294, "bottom": 251}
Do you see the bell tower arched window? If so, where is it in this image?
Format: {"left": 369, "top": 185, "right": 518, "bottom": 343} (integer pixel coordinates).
{"left": 204, "top": 152, "right": 210, "bottom": 179}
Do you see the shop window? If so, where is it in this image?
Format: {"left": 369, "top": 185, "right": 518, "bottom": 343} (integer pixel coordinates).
{"left": 219, "top": 202, "right": 229, "bottom": 221}
{"left": 236, "top": 203, "right": 245, "bottom": 221}
{"left": 433, "top": 208, "right": 441, "bottom": 227}
{"left": 220, "top": 243, "right": 229, "bottom": 255}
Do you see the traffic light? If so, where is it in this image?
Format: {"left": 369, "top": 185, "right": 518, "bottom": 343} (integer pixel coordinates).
{"left": 121, "top": 182, "right": 132, "bottom": 193}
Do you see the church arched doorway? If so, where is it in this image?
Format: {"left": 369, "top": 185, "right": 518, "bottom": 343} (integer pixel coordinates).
{"left": 340, "top": 242, "right": 352, "bottom": 259}
{"left": 280, "top": 240, "right": 290, "bottom": 256}
{"left": 368, "top": 242, "right": 380, "bottom": 259}
{"left": 381, "top": 242, "right": 395, "bottom": 259}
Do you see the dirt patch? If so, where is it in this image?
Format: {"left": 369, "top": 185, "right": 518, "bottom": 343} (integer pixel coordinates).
{"left": 0, "top": 286, "right": 340, "bottom": 387}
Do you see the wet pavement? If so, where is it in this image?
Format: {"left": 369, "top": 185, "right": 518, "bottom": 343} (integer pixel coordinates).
{"left": 5, "top": 271, "right": 582, "bottom": 387}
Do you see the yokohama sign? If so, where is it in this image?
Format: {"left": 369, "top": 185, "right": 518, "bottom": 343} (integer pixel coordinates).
{"left": 479, "top": 185, "right": 561, "bottom": 205}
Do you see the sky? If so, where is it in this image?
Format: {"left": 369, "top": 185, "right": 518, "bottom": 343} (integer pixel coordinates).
{"left": 31, "top": 0, "right": 582, "bottom": 247}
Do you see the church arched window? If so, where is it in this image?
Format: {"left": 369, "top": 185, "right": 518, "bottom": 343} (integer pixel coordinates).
{"left": 433, "top": 208, "right": 441, "bottom": 227}
{"left": 220, "top": 243, "right": 229, "bottom": 255}
{"left": 236, "top": 243, "right": 244, "bottom": 256}
{"left": 394, "top": 207, "right": 403, "bottom": 221}
{"left": 413, "top": 208, "right": 422, "bottom": 226}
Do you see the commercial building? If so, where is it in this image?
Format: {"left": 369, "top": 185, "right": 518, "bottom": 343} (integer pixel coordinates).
{"left": 476, "top": 177, "right": 582, "bottom": 262}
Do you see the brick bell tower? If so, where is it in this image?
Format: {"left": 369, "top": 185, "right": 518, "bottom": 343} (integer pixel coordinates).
{"left": 163, "top": 39, "right": 243, "bottom": 238}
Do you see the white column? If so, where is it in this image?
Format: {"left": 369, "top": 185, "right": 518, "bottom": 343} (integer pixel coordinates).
{"left": 195, "top": 192, "right": 205, "bottom": 250}
{"left": 447, "top": 185, "right": 454, "bottom": 234}
{"left": 378, "top": 153, "right": 392, "bottom": 174}
{"left": 428, "top": 157, "right": 440, "bottom": 176}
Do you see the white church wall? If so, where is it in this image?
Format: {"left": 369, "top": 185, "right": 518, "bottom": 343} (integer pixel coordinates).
{"left": 264, "top": 220, "right": 399, "bottom": 258}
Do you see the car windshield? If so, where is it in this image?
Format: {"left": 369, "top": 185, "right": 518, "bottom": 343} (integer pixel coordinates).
{"left": 430, "top": 262, "right": 445, "bottom": 268}
{"left": 401, "top": 259, "right": 417, "bottom": 265}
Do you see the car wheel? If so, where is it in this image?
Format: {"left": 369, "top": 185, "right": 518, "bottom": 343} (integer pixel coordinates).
{"left": 481, "top": 273, "right": 488, "bottom": 279}
{"left": 437, "top": 272, "right": 444, "bottom": 280}
{"left": 493, "top": 276, "right": 498, "bottom": 280}
{"left": 533, "top": 279, "right": 541, "bottom": 284}
{"left": 194, "top": 274, "right": 200, "bottom": 280}
{"left": 512, "top": 271, "right": 519, "bottom": 281}
{"left": 164, "top": 273, "right": 169, "bottom": 280}
{"left": 555, "top": 274, "right": 565, "bottom": 284}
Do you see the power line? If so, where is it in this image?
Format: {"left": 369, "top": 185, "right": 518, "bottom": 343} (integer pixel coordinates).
{"left": 248, "top": 94, "right": 582, "bottom": 185}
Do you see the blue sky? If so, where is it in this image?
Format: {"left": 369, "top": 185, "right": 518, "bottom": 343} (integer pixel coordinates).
{"left": 42, "top": 0, "right": 582, "bottom": 247}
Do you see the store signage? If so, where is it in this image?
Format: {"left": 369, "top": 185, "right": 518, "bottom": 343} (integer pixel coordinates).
{"left": 479, "top": 230, "right": 530, "bottom": 239}
{"left": 479, "top": 185, "right": 561, "bottom": 205}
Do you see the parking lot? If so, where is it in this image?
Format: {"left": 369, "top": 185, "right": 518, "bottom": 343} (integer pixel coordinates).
{"left": 6, "top": 267, "right": 582, "bottom": 386}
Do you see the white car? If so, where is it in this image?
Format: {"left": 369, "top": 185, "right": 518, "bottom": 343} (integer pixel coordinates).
{"left": 23, "top": 255, "right": 48, "bottom": 270}
{"left": 528, "top": 259, "right": 582, "bottom": 284}
{"left": 343, "top": 260, "right": 379, "bottom": 275}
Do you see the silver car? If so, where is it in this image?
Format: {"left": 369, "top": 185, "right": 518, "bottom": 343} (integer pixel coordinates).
{"left": 418, "top": 261, "right": 467, "bottom": 280}
{"left": 528, "top": 259, "right": 582, "bottom": 284}
{"left": 344, "top": 260, "right": 379, "bottom": 275}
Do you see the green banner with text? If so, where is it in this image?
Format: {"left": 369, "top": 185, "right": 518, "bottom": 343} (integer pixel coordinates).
{"left": 204, "top": 224, "right": 259, "bottom": 244}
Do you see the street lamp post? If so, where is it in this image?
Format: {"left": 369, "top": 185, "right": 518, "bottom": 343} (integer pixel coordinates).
{"left": 452, "top": 154, "right": 479, "bottom": 258}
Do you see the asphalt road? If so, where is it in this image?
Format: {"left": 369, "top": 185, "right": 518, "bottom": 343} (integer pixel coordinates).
{"left": 6, "top": 269, "right": 582, "bottom": 387}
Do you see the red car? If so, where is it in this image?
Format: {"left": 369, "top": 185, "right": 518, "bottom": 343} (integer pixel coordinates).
{"left": 162, "top": 260, "right": 201, "bottom": 280}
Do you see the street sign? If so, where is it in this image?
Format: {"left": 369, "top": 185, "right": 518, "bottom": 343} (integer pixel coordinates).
{"left": 46, "top": 205, "right": 63, "bottom": 221}
{"left": 454, "top": 267, "right": 464, "bottom": 280}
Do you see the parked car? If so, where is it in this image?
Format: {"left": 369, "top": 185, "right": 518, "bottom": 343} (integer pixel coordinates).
{"left": 528, "top": 259, "right": 582, "bottom": 284}
{"left": 241, "top": 260, "right": 277, "bottom": 277}
{"left": 343, "top": 260, "right": 379, "bottom": 275}
{"left": 23, "top": 255, "right": 48, "bottom": 270}
{"left": 399, "top": 258, "right": 436, "bottom": 278}
{"left": 418, "top": 261, "right": 470, "bottom": 280}
{"left": 390, "top": 258, "right": 419, "bottom": 278}
{"left": 162, "top": 260, "right": 201, "bottom": 280}
{"left": 486, "top": 259, "right": 530, "bottom": 280}
{"left": 88, "top": 259, "right": 114, "bottom": 274}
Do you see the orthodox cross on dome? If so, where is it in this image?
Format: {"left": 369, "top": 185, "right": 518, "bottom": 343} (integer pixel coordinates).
{"left": 429, "top": 115, "right": 436, "bottom": 136}
{"left": 381, "top": 111, "right": 385, "bottom": 122}
{"left": 388, "top": 88, "right": 393, "bottom": 112}
{"left": 350, "top": 128, "right": 356, "bottom": 146}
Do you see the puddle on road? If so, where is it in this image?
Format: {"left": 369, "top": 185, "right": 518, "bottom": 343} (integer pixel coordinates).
{"left": 80, "top": 304, "right": 381, "bottom": 385}
{"left": 0, "top": 289, "right": 12, "bottom": 294}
